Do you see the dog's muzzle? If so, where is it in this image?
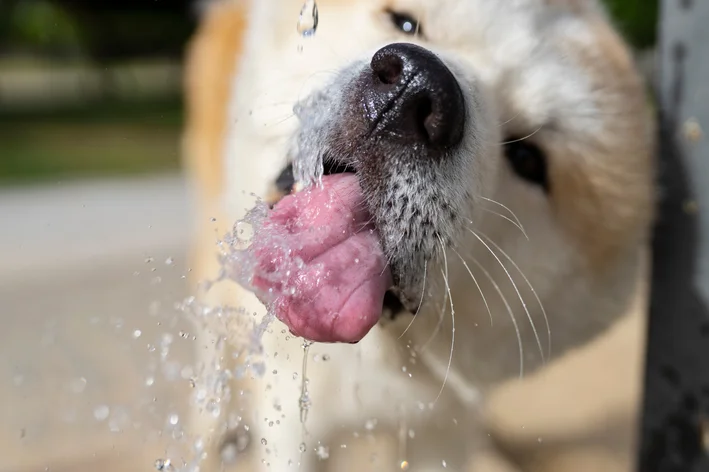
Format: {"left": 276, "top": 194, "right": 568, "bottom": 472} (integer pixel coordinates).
{"left": 357, "top": 43, "right": 466, "bottom": 154}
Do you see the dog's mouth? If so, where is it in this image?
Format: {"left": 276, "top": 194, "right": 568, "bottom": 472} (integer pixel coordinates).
{"left": 272, "top": 161, "right": 410, "bottom": 317}
{"left": 321, "top": 162, "right": 410, "bottom": 320}
{"left": 248, "top": 168, "right": 403, "bottom": 344}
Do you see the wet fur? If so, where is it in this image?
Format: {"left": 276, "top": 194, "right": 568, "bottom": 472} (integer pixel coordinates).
{"left": 183, "top": 0, "right": 655, "bottom": 471}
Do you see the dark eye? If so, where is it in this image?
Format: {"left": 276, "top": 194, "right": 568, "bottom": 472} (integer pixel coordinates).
{"left": 388, "top": 11, "right": 422, "bottom": 36}
{"left": 503, "top": 139, "right": 549, "bottom": 192}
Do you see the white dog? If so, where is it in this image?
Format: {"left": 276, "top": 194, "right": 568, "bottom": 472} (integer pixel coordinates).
{"left": 182, "top": 0, "right": 655, "bottom": 471}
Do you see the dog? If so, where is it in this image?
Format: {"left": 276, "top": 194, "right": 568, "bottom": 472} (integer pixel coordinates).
{"left": 182, "top": 0, "right": 655, "bottom": 470}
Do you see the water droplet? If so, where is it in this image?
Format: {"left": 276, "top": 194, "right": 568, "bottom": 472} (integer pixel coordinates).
{"left": 94, "top": 405, "right": 110, "bottom": 421}
{"left": 154, "top": 458, "right": 172, "bottom": 470}
{"left": 165, "top": 257, "right": 174, "bottom": 266}
{"left": 442, "top": 460, "right": 447, "bottom": 468}
{"left": 316, "top": 444, "right": 330, "bottom": 460}
{"left": 261, "top": 437, "right": 268, "bottom": 445}
{"left": 169, "top": 413, "right": 179, "bottom": 425}
{"left": 299, "top": 442, "right": 307, "bottom": 453}
{"left": 206, "top": 399, "right": 221, "bottom": 418}
{"left": 133, "top": 329, "right": 142, "bottom": 339}
{"left": 69, "top": 377, "right": 87, "bottom": 393}
{"left": 297, "top": 0, "right": 319, "bottom": 37}
{"left": 400, "top": 460, "right": 410, "bottom": 470}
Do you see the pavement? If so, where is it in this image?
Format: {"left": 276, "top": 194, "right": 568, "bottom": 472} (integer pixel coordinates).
{"left": 0, "top": 174, "right": 199, "bottom": 472}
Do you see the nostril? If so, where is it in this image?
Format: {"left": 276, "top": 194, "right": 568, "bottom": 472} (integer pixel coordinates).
{"left": 373, "top": 55, "right": 403, "bottom": 85}
{"left": 415, "top": 96, "right": 433, "bottom": 138}
{"left": 366, "top": 43, "right": 466, "bottom": 149}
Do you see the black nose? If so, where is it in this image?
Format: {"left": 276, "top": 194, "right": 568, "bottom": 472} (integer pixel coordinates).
{"left": 364, "top": 43, "right": 465, "bottom": 149}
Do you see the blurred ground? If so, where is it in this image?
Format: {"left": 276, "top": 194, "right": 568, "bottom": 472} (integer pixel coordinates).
{"left": 0, "top": 62, "right": 183, "bottom": 184}
{"left": 0, "top": 174, "right": 199, "bottom": 472}
{"left": 0, "top": 2, "right": 659, "bottom": 470}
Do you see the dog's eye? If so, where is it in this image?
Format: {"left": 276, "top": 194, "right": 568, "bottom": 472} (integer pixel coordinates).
{"left": 503, "top": 139, "right": 549, "bottom": 192}
{"left": 388, "top": 11, "right": 422, "bottom": 36}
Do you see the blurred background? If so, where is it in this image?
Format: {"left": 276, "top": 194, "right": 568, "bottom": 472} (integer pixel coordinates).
{"left": 0, "top": 0, "right": 659, "bottom": 185}
{"left": 0, "top": 1, "right": 659, "bottom": 471}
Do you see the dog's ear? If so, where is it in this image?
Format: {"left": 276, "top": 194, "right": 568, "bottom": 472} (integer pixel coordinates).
{"left": 183, "top": 0, "right": 249, "bottom": 205}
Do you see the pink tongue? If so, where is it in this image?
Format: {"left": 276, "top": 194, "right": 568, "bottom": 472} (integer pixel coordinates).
{"left": 249, "top": 174, "right": 392, "bottom": 343}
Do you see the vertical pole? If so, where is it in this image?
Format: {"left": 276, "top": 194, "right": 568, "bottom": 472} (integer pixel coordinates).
{"left": 639, "top": 0, "right": 709, "bottom": 470}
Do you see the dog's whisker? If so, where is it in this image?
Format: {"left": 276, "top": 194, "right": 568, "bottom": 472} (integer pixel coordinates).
{"left": 478, "top": 231, "right": 551, "bottom": 360}
{"left": 380, "top": 261, "right": 391, "bottom": 278}
{"left": 476, "top": 196, "right": 525, "bottom": 234}
{"left": 418, "top": 248, "right": 448, "bottom": 352}
{"left": 398, "top": 259, "right": 428, "bottom": 340}
{"left": 477, "top": 209, "right": 528, "bottom": 240}
{"left": 467, "top": 254, "right": 524, "bottom": 378}
{"left": 397, "top": 261, "right": 428, "bottom": 339}
{"left": 266, "top": 113, "right": 296, "bottom": 127}
{"left": 498, "top": 109, "right": 524, "bottom": 127}
{"left": 433, "top": 236, "right": 455, "bottom": 405}
{"left": 500, "top": 125, "right": 544, "bottom": 145}
{"left": 295, "top": 68, "right": 343, "bottom": 105}
{"left": 418, "top": 278, "right": 447, "bottom": 351}
{"left": 243, "top": 69, "right": 336, "bottom": 105}
{"left": 253, "top": 100, "right": 299, "bottom": 111}
{"left": 467, "top": 227, "right": 545, "bottom": 365}
{"left": 452, "top": 247, "right": 492, "bottom": 327}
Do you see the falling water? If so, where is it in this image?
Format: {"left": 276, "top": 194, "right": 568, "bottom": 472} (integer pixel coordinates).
{"left": 297, "top": 0, "right": 319, "bottom": 37}
{"left": 296, "top": 0, "right": 319, "bottom": 52}
{"left": 299, "top": 340, "right": 313, "bottom": 425}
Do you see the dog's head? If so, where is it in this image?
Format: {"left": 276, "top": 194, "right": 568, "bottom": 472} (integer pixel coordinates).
{"left": 208, "top": 0, "right": 655, "bottom": 351}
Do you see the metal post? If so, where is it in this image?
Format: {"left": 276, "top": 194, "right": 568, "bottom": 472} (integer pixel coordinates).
{"left": 639, "top": 0, "right": 709, "bottom": 470}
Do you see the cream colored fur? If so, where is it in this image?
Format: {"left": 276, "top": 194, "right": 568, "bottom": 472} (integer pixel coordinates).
{"left": 182, "top": 0, "right": 655, "bottom": 471}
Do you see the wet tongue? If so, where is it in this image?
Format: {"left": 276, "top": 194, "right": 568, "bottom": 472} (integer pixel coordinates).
{"left": 249, "top": 174, "right": 392, "bottom": 343}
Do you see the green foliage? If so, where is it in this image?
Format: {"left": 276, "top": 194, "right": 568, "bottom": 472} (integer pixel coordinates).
{"left": 8, "top": 0, "right": 83, "bottom": 53}
{"left": 0, "top": 99, "right": 183, "bottom": 183}
{"left": 602, "top": 0, "right": 659, "bottom": 49}
{"left": 0, "top": 0, "right": 660, "bottom": 184}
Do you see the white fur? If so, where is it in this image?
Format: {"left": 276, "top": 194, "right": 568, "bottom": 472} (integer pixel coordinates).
{"left": 192, "top": 0, "right": 652, "bottom": 470}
